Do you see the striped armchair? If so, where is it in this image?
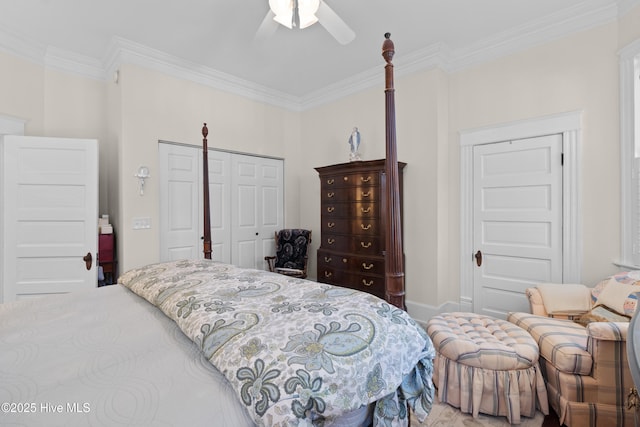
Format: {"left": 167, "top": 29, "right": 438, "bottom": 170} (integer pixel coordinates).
{"left": 508, "top": 285, "right": 636, "bottom": 426}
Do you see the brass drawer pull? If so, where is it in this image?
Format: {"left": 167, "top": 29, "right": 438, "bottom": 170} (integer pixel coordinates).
{"left": 361, "top": 191, "right": 371, "bottom": 197}
{"left": 361, "top": 176, "right": 371, "bottom": 183}
{"left": 327, "top": 178, "right": 334, "bottom": 185}
{"left": 327, "top": 206, "right": 335, "bottom": 213}
{"left": 360, "top": 241, "right": 372, "bottom": 248}
{"left": 324, "top": 257, "right": 332, "bottom": 263}
{"left": 327, "top": 222, "right": 335, "bottom": 228}
{"left": 342, "top": 258, "right": 348, "bottom": 263}
{"left": 327, "top": 192, "right": 335, "bottom": 198}
{"left": 327, "top": 238, "right": 335, "bottom": 245}
{"left": 362, "top": 263, "right": 374, "bottom": 270}
{"left": 361, "top": 207, "right": 371, "bottom": 213}
{"left": 361, "top": 224, "right": 372, "bottom": 230}
{"left": 325, "top": 271, "right": 333, "bottom": 278}
{"left": 343, "top": 176, "right": 349, "bottom": 181}
{"left": 362, "top": 279, "right": 373, "bottom": 287}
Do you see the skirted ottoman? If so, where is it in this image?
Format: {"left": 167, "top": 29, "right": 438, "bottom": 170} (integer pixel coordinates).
{"left": 426, "top": 312, "right": 548, "bottom": 424}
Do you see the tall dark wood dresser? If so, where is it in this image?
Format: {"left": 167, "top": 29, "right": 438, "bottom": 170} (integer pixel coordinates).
{"left": 315, "top": 159, "right": 405, "bottom": 299}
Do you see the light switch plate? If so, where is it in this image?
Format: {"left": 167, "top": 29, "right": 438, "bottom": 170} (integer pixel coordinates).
{"left": 132, "top": 217, "right": 151, "bottom": 229}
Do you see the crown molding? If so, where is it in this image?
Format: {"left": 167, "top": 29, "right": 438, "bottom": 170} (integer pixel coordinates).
{"left": 299, "top": 43, "right": 450, "bottom": 110}
{"left": 44, "top": 46, "right": 105, "bottom": 80}
{"left": 0, "top": 27, "right": 46, "bottom": 65}
{"left": 0, "top": 27, "right": 104, "bottom": 80}
{"left": 301, "top": 0, "right": 626, "bottom": 108}
{"left": 103, "top": 37, "right": 301, "bottom": 111}
{"left": 447, "top": 0, "right": 620, "bottom": 72}
{"left": 0, "top": 0, "right": 636, "bottom": 111}
{"left": 618, "top": 0, "right": 640, "bottom": 14}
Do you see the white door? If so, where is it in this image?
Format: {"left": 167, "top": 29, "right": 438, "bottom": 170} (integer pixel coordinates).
{"left": 1, "top": 135, "right": 98, "bottom": 302}
{"left": 473, "top": 134, "right": 563, "bottom": 318}
{"left": 231, "top": 154, "right": 283, "bottom": 269}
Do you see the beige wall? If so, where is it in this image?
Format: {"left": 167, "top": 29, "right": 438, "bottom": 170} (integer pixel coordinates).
{"left": 449, "top": 22, "right": 622, "bottom": 293}
{"left": 300, "top": 15, "right": 638, "bottom": 318}
{"left": 114, "top": 64, "right": 300, "bottom": 271}
{"left": 619, "top": 3, "right": 640, "bottom": 47}
{"left": 0, "top": 5, "right": 639, "bottom": 323}
{"left": 0, "top": 52, "right": 45, "bottom": 135}
{"left": 299, "top": 68, "right": 449, "bottom": 309}
{"left": 0, "top": 52, "right": 108, "bottom": 207}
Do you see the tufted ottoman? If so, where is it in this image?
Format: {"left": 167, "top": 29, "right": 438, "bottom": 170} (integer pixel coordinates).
{"left": 426, "top": 312, "right": 548, "bottom": 424}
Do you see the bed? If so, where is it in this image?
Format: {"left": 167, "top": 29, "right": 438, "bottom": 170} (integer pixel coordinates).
{"left": 0, "top": 35, "right": 434, "bottom": 426}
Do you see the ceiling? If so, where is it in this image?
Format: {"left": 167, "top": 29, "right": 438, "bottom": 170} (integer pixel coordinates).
{"left": 0, "top": 0, "right": 633, "bottom": 104}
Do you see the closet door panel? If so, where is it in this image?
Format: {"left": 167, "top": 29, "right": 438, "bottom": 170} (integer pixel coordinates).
{"left": 159, "top": 144, "right": 282, "bottom": 270}
{"left": 159, "top": 144, "right": 200, "bottom": 261}
{"left": 207, "top": 150, "right": 232, "bottom": 263}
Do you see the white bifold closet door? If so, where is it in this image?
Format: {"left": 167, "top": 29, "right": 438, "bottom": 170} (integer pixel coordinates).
{"left": 159, "top": 143, "right": 283, "bottom": 270}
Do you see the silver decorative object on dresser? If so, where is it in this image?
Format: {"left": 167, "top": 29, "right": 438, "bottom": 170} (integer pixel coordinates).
{"left": 348, "top": 126, "right": 361, "bottom": 161}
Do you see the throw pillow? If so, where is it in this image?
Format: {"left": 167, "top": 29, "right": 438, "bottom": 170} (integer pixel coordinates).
{"left": 536, "top": 283, "right": 592, "bottom": 314}
{"left": 591, "top": 271, "right": 640, "bottom": 316}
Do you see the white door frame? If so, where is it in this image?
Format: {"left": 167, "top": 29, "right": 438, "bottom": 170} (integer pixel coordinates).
{"left": 459, "top": 111, "right": 582, "bottom": 312}
{"left": 0, "top": 114, "right": 26, "bottom": 136}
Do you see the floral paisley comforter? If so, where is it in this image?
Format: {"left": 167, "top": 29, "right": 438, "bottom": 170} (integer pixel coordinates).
{"left": 118, "top": 259, "right": 434, "bottom": 426}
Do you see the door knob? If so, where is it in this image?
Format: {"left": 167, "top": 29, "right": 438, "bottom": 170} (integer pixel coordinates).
{"left": 474, "top": 250, "right": 482, "bottom": 267}
{"left": 83, "top": 252, "right": 93, "bottom": 270}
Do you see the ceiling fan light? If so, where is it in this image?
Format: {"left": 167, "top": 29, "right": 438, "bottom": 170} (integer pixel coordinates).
{"left": 269, "top": 0, "right": 320, "bottom": 30}
{"left": 269, "top": 0, "right": 293, "bottom": 28}
{"left": 298, "top": 0, "right": 320, "bottom": 28}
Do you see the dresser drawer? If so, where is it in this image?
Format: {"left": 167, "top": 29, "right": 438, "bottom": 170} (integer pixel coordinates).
{"left": 321, "top": 171, "right": 381, "bottom": 189}
{"left": 321, "top": 202, "right": 379, "bottom": 219}
{"left": 320, "top": 234, "right": 383, "bottom": 255}
{"left": 321, "top": 187, "right": 379, "bottom": 203}
{"left": 321, "top": 218, "right": 381, "bottom": 235}
{"left": 317, "top": 250, "right": 385, "bottom": 275}
{"left": 317, "top": 267, "right": 385, "bottom": 299}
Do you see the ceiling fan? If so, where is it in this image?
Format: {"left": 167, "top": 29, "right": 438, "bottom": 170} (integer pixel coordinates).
{"left": 256, "top": 0, "right": 356, "bottom": 45}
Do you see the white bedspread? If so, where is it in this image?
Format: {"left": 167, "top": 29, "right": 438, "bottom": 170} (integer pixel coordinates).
{"left": 0, "top": 285, "right": 255, "bottom": 426}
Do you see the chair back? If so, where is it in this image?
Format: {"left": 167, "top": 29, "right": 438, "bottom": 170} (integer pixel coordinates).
{"left": 274, "top": 229, "right": 311, "bottom": 271}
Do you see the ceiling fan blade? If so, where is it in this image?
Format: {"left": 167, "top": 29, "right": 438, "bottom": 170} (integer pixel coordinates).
{"left": 316, "top": 1, "right": 355, "bottom": 45}
{"left": 254, "top": 9, "right": 279, "bottom": 41}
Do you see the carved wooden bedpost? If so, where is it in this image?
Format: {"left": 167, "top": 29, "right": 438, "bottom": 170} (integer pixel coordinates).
{"left": 382, "top": 33, "right": 406, "bottom": 310}
{"left": 202, "top": 123, "right": 212, "bottom": 260}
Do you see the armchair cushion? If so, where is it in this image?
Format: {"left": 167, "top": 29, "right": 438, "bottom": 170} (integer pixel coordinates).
{"left": 507, "top": 313, "right": 592, "bottom": 375}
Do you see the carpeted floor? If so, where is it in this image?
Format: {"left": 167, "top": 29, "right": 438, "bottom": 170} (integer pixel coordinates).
{"left": 411, "top": 398, "right": 545, "bottom": 427}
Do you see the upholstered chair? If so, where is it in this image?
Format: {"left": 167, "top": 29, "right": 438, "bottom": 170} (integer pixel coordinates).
{"left": 264, "top": 229, "right": 312, "bottom": 279}
{"left": 508, "top": 274, "right": 640, "bottom": 426}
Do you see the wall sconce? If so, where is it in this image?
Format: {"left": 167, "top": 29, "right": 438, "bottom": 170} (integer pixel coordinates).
{"left": 134, "top": 166, "right": 150, "bottom": 196}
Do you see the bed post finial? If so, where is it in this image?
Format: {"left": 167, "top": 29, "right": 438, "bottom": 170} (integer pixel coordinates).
{"left": 381, "top": 33, "right": 405, "bottom": 310}
{"left": 202, "top": 123, "right": 212, "bottom": 260}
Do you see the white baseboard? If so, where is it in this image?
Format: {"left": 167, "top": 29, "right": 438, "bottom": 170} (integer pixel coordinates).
{"left": 406, "top": 299, "right": 463, "bottom": 328}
